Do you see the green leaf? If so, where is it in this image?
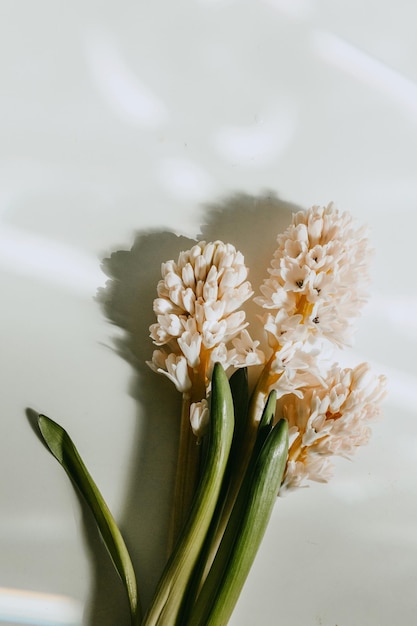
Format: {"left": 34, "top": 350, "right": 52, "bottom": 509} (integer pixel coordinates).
{"left": 142, "top": 363, "right": 235, "bottom": 626}
{"left": 180, "top": 389, "right": 277, "bottom": 623}
{"left": 229, "top": 367, "right": 249, "bottom": 447}
{"left": 38, "top": 415, "right": 140, "bottom": 625}
{"left": 248, "top": 390, "right": 277, "bottom": 465}
{"left": 189, "top": 417, "right": 288, "bottom": 626}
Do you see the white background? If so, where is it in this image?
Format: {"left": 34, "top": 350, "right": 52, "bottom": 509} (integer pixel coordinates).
{"left": 1, "top": 1, "right": 416, "bottom": 625}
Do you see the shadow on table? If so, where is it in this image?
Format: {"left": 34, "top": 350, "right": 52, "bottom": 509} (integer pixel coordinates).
{"left": 82, "top": 191, "right": 299, "bottom": 624}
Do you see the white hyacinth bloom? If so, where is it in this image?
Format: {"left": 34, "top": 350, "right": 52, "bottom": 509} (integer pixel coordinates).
{"left": 149, "top": 240, "right": 264, "bottom": 434}
{"left": 255, "top": 203, "right": 372, "bottom": 348}
{"left": 248, "top": 203, "right": 373, "bottom": 418}
{"left": 279, "top": 362, "right": 387, "bottom": 493}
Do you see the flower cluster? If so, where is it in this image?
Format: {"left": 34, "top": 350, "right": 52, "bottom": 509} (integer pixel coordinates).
{"left": 148, "top": 240, "right": 264, "bottom": 433}
{"left": 148, "top": 203, "right": 386, "bottom": 488}
{"left": 255, "top": 203, "right": 371, "bottom": 349}
{"left": 280, "top": 362, "right": 387, "bottom": 492}
{"left": 250, "top": 203, "right": 373, "bottom": 408}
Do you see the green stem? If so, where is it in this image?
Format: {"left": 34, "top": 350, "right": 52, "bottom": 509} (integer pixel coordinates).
{"left": 168, "top": 395, "right": 201, "bottom": 553}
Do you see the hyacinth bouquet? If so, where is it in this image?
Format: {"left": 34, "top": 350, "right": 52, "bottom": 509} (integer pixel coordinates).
{"left": 36, "top": 203, "right": 386, "bottom": 625}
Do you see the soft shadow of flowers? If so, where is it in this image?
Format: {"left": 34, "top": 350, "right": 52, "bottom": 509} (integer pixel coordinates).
{"left": 85, "top": 191, "right": 299, "bottom": 624}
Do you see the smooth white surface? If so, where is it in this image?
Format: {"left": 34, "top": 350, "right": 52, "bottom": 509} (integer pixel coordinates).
{"left": 1, "top": 2, "right": 416, "bottom": 625}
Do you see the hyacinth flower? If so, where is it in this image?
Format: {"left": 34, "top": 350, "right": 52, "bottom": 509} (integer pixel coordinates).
{"left": 280, "top": 362, "right": 387, "bottom": 492}
{"left": 147, "top": 240, "right": 264, "bottom": 542}
{"left": 251, "top": 203, "right": 373, "bottom": 424}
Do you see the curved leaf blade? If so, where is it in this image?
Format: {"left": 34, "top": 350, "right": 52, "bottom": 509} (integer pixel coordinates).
{"left": 38, "top": 414, "right": 140, "bottom": 625}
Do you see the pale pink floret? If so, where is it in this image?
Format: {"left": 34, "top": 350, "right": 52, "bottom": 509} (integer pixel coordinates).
{"left": 147, "top": 351, "right": 192, "bottom": 393}
{"left": 190, "top": 400, "right": 209, "bottom": 437}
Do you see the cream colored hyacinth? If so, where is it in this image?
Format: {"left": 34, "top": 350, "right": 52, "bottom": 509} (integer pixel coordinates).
{"left": 256, "top": 202, "right": 371, "bottom": 347}
{"left": 148, "top": 240, "right": 264, "bottom": 435}
{"left": 280, "top": 362, "right": 387, "bottom": 492}
{"left": 250, "top": 203, "right": 386, "bottom": 491}
{"left": 250, "top": 203, "right": 373, "bottom": 416}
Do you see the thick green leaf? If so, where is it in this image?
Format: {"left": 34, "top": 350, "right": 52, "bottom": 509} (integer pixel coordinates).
{"left": 38, "top": 415, "right": 140, "bottom": 625}
{"left": 189, "top": 417, "right": 288, "bottom": 626}
{"left": 142, "top": 363, "right": 234, "bottom": 626}
{"left": 180, "top": 389, "right": 277, "bottom": 623}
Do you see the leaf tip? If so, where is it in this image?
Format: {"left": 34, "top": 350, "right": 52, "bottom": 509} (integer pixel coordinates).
{"left": 37, "top": 414, "right": 67, "bottom": 463}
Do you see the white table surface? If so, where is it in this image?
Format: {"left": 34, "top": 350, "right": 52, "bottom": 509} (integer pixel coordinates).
{"left": 1, "top": 2, "right": 416, "bottom": 625}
